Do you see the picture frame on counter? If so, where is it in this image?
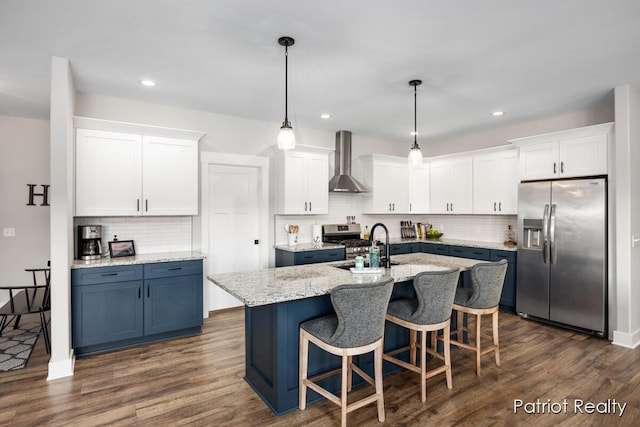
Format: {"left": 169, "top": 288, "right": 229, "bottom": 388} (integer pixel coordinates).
{"left": 108, "top": 240, "right": 136, "bottom": 258}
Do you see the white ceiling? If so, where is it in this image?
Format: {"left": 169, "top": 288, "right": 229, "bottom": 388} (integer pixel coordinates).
{"left": 1, "top": 0, "right": 639, "bottom": 144}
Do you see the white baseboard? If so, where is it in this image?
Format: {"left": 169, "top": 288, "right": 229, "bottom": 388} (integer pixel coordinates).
{"left": 612, "top": 328, "right": 640, "bottom": 349}
{"left": 47, "top": 350, "right": 76, "bottom": 380}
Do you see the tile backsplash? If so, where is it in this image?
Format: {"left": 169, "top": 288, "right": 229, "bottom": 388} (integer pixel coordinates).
{"left": 75, "top": 216, "right": 192, "bottom": 256}
{"left": 275, "top": 193, "right": 516, "bottom": 245}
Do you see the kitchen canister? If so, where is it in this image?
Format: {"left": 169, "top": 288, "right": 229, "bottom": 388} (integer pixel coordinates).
{"left": 312, "top": 224, "right": 322, "bottom": 244}
{"left": 369, "top": 246, "right": 380, "bottom": 269}
{"left": 355, "top": 256, "right": 364, "bottom": 270}
{"left": 287, "top": 233, "right": 298, "bottom": 246}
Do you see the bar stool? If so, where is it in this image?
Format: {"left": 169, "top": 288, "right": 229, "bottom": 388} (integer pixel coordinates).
{"left": 299, "top": 278, "right": 394, "bottom": 427}
{"left": 382, "top": 268, "right": 460, "bottom": 402}
{"left": 450, "top": 259, "right": 507, "bottom": 376}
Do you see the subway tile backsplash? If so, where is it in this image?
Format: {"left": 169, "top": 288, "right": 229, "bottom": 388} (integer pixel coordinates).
{"left": 275, "top": 193, "right": 516, "bottom": 245}
{"left": 75, "top": 216, "right": 192, "bottom": 256}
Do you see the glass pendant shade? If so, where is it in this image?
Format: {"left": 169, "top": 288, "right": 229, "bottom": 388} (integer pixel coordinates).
{"left": 408, "top": 142, "right": 423, "bottom": 166}
{"left": 278, "top": 122, "right": 296, "bottom": 150}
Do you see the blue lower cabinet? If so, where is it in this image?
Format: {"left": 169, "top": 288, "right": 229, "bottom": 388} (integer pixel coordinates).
{"left": 389, "top": 244, "right": 409, "bottom": 255}
{"left": 72, "top": 260, "right": 203, "bottom": 355}
{"left": 424, "top": 243, "right": 449, "bottom": 255}
{"left": 491, "top": 250, "right": 517, "bottom": 312}
{"left": 276, "top": 248, "right": 345, "bottom": 266}
{"left": 448, "top": 245, "right": 491, "bottom": 261}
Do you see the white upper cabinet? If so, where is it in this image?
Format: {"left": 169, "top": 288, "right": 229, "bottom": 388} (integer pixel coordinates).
{"left": 142, "top": 136, "right": 199, "bottom": 215}
{"left": 473, "top": 148, "right": 518, "bottom": 215}
{"left": 408, "top": 163, "right": 430, "bottom": 214}
{"left": 74, "top": 118, "right": 204, "bottom": 217}
{"left": 430, "top": 156, "right": 473, "bottom": 214}
{"left": 360, "top": 155, "right": 410, "bottom": 214}
{"left": 275, "top": 146, "right": 331, "bottom": 215}
{"left": 511, "top": 122, "right": 613, "bottom": 181}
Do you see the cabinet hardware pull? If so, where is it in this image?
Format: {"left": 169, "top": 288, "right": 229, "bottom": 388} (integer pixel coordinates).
{"left": 137, "top": 199, "right": 140, "bottom": 212}
{"left": 101, "top": 273, "right": 118, "bottom": 277}
{"left": 305, "top": 201, "right": 307, "bottom": 211}
{"left": 389, "top": 203, "right": 392, "bottom": 211}
{"left": 309, "top": 201, "right": 312, "bottom": 211}
{"left": 147, "top": 287, "right": 150, "bottom": 298}
{"left": 494, "top": 202, "right": 496, "bottom": 211}
{"left": 410, "top": 203, "right": 412, "bottom": 212}
{"left": 145, "top": 199, "right": 148, "bottom": 212}
{"left": 499, "top": 202, "right": 502, "bottom": 211}
{"left": 451, "top": 203, "right": 453, "bottom": 212}
{"left": 553, "top": 162, "right": 557, "bottom": 174}
{"left": 392, "top": 203, "right": 395, "bottom": 211}
{"left": 168, "top": 267, "right": 182, "bottom": 271}
{"left": 138, "top": 288, "right": 141, "bottom": 299}
{"left": 560, "top": 161, "right": 564, "bottom": 173}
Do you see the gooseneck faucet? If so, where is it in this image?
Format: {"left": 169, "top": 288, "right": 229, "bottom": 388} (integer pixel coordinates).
{"left": 368, "top": 223, "right": 391, "bottom": 268}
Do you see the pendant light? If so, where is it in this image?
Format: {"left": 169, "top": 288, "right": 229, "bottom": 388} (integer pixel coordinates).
{"left": 408, "top": 79, "right": 423, "bottom": 166}
{"left": 277, "top": 36, "right": 295, "bottom": 150}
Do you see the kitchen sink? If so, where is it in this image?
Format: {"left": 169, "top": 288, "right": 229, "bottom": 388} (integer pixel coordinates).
{"left": 333, "top": 261, "right": 398, "bottom": 271}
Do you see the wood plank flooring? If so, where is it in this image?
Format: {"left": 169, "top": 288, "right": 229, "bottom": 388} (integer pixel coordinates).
{"left": 1, "top": 309, "right": 639, "bottom": 426}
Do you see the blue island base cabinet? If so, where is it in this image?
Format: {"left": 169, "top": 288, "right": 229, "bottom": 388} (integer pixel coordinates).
{"left": 72, "top": 260, "right": 203, "bottom": 356}
{"left": 244, "top": 277, "right": 465, "bottom": 415}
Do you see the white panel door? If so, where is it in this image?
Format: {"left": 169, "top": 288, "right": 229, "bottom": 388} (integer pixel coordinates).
{"left": 558, "top": 134, "right": 608, "bottom": 178}
{"left": 208, "top": 165, "right": 260, "bottom": 310}
{"left": 143, "top": 136, "right": 198, "bottom": 215}
{"left": 519, "top": 142, "right": 559, "bottom": 180}
{"left": 75, "top": 129, "right": 142, "bottom": 216}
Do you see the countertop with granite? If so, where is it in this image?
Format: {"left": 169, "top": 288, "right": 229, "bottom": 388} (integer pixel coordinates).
{"left": 208, "top": 252, "right": 484, "bottom": 307}
{"left": 71, "top": 251, "right": 206, "bottom": 269}
{"left": 275, "top": 237, "right": 516, "bottom": 252}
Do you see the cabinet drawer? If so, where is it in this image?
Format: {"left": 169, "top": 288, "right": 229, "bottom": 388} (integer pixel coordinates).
{"left": 448, "top": 246, "right": 491, "bottom": 261}
{"left": 294, "top": 249, "right": 345, "bottom": 265}
{"left": 144, "top": 260, "right": 203, "bottom": 279}
{"left": 426, "top": 244, "right": 449, "bottom": 256}
{"left": 72, "top": 265, "right": 143, "bottom": 286}
{"left": 389, "top": 244, "right": 409, "bottom": 255}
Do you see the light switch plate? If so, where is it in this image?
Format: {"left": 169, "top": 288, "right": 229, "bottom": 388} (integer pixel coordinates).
{"left": 3, "top": 227, "right": 16, "bottom": 237}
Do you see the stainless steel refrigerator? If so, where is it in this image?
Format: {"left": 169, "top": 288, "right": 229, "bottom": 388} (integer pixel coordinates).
{"left": 516, "top": 178, "right": 607, "bottom": 336}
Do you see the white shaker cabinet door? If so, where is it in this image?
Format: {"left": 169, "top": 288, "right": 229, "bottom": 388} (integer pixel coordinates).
{"left": 448, "top": 157, "right": 473, "bottom": 214}
{"left": 473, "top": 150, "right": 517, "bottom": 215}
{"left": 75, "top": 129, "right": 142, "bottom": 216}
{"left": 518, "top": 142, "right": 558, "bottom": 181}
{"left": 142, "top": 136, "right": 198, "bottom": 215}
{"left": 429, "top": 161, "right": 450, "bottom": 214}
{"left": 558, "top": 134, "right": 607, "bottom": 178}
{"left": 305, "top": 152, "right": 329, "bottom": 214}
{"left": 408, "top": 164, "right": 430, "bottom": 214}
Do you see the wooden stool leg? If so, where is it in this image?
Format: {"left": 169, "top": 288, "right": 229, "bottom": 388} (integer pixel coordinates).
{"left": 475, "top": 314, "right": 482, "bottom": 376}
{"left": 374, "top": 344, "right": 385, "bottom": 422}
{"left": 420, "top": 328, "right": 427, "bottom": 403}
{"left": 443, "top": 324, "right": 452, "bottom": 389}
{"left": 341, "top": 353, "right": 349, "bottom": 427}
{"left": 299, "top": 330, "right": 309, "bottom": 410}
{"left": 409, "top": 329, "right": 417, "bottom": 365}
{"left": 493, "top": 310, "right": 501, "bottom": 367}
{"left": 347, "top": 355, "right": 353, "bottom": 391}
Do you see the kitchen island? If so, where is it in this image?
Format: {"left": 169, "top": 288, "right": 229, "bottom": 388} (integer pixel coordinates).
{"left": 209, "top": 252, "right": 485, "bottom": 415}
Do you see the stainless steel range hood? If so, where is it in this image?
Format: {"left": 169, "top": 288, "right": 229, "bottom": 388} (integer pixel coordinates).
{"left": 329, "top": 130, "right": 369, "bottom": 193}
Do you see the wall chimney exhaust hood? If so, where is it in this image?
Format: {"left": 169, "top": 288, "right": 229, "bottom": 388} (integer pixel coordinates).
{"left": 329, "top": 130, "right": 369, "bottom": 193}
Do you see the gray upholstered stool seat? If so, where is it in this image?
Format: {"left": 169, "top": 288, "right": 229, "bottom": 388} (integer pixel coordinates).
{"left": 450, "top": 259, "right": 507, "bottom": 376}
{"left": 299, "top": 278, "right": 394, "bottom": 427}
{"left": 383, "top": 268, "right": 460, "bottom": 403}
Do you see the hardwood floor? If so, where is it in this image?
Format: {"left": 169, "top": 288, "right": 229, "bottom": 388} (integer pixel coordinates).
{"left": 1, "top": 309, "right": 639, "bottom": 426}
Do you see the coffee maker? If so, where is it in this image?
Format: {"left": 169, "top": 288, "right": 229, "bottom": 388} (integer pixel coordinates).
{"left": 77, "top": 225, "right": 102, "bottom": 260}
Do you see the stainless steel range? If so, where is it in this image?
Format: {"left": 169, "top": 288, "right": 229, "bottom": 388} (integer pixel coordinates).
{"left": 322, "top": 223, "right": 384, "bottom": 260}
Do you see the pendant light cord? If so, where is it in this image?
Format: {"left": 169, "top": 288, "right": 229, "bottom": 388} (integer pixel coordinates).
{"left": 413, "top": 83, "right": 417, "bottom": 144}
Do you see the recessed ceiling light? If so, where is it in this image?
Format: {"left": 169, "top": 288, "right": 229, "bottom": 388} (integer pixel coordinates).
{"left": 140, "top": 80, "right": 156, "bottom": 87}
{"left": 320, "top": 113, "right": 331, "bottom": 119}
{"left": 492, "top": 111, "right": 504, "bottom": 116}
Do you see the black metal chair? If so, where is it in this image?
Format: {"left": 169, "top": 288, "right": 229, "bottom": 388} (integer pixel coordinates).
{"left": 0, "top": 269, "right": 51, "bottom": 354}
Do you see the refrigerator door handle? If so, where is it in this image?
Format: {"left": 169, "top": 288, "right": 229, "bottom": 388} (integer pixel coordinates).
{"left": 550, "top": 204, "right": 557, "bottom": 264}
{"left": 542, "top": 204, "right": 550, "bottom": 264}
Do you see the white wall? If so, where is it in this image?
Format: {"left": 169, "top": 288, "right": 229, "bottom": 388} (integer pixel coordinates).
{"left": 48, "top": 56, "right": 76, "bottom": 379}
{"left": 613, "top": 85, "right": 640, "bottom": 348}
{"left": 0, "top": 116, "right": 50, "bottom": 291}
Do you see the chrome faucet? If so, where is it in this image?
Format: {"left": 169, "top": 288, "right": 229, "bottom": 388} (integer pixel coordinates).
{"left": 368, "top": 223, "right": 391, "bottom": 268}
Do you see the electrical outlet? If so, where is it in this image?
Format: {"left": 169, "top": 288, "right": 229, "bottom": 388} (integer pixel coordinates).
{"left": 3, "top": 227, "right": 16, "bottom": 237}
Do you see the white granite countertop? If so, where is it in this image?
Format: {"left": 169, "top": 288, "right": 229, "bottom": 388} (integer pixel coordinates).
{"left": 208, "top": 252, "right": 485, "bottom": 307}
{"left": 71, "top": 251, "right": 206, "bottom": 269}
{"left": 274, "top": 237, "right": 516, "bottom": 252}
